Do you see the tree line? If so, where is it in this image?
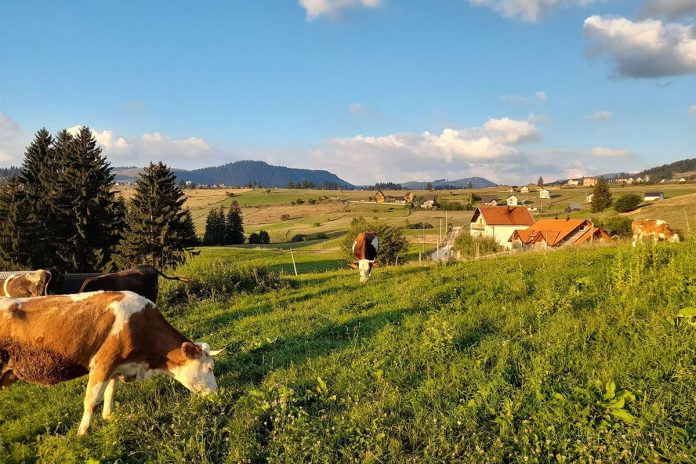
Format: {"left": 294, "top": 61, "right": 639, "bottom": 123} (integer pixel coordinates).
{"left": 0, "top": 128, "right": 198, "bottom": 272}
{"left": 202, "top": 203, "right": 270, "bottom": 245}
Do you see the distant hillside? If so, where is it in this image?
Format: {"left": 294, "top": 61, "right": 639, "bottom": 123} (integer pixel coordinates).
{"left": 180, "top": 160, "right": 353, "bottom": 188}
{"left": 401, "top": 177, "right": 497, "bottom": 190}
{"left": 634, "top": 157, "right": 696, "bottom": 181}
{"left": 113, "top": 161, "right": 353, "bottom": 189}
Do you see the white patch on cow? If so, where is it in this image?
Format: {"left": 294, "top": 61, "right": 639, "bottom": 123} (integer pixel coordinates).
{"left": 25, "top": 271, "right": 42, "bottom": 283}
{"left": 358, "top": 259, "right": 372, "bottom": 283}
{"left": 656, "top": 220, "right": 665, "bottom": 226}
{"left": 108, "top": 291, "right": 148, "bottom": 336}
{"left": 69, "top": 291, "right": 105, "bottom": 302}
{"left": 78, "top": 380, "right": 108, "bottom": 435}
{"left": 115, "top": 361, "right": 162, "bottom": 380}
{"left": 168, "top": 352, "right": 218, "bottom": 395}
{"left": 352, "top": 240, "right": 357, "bottom": 255}
{"left": 371, "top": 236, "right": 379, "bottom": 252}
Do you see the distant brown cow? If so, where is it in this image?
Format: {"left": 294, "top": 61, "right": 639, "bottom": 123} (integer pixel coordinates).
{"left": 3, "top": 270, "right": 52, "bottom": 297}
{"left": 632, "top": 219, "right": 680, "bottom": 247}
{"left": 0, "top": 291, "right": 223, "bottom": 434}
{"left": 351, "top": 232, "right": 379, "bottom": 283}
{"left": 78, "top": 266, "right": 191, "bottom": 302}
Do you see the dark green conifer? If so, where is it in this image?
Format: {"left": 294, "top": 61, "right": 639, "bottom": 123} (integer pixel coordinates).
{"left": 203, "top": 207, "right": 226, "bottom": 245}
{"left": 225, "top": 201, "right": 245, "bottom": 244}
{"left": 591, "top": 177, "right": 613, "bottom": 213}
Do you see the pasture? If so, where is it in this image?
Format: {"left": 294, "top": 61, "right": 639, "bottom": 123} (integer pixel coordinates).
{"left": 1, "top": 242, "right": 695, "bottom": 463}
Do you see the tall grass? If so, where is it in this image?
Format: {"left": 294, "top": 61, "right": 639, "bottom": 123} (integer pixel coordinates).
{"left": 1, "top": 243, "right": 694, "bottom": 463}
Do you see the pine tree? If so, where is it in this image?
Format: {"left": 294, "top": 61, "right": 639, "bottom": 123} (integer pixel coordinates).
{"left": 591, "top": 177, "right": 613, "bottom": 213}
{"left": 0, "top": 177, "right": 33, "bottom": 267}
{"left": 53, "top": 127, "right": 124, "bottom": 271}
{"left": 225, "top": 201, "right": 245, "bottom": 244}
{"left": 203, "top": 207, "right": 226, "bottom": 245}
{"left": 115, "top": 162, "right": 198, "bottom": 269}
{"left": 537, "top": 176, "right": 544, "bottom": 187}
{"left": 258, "top": 230, "right": 270, "bottom": 244}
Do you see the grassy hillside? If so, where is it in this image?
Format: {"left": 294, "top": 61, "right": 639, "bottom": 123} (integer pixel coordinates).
{"left": 2, "top": 243, "right": 695, "bottom": 463}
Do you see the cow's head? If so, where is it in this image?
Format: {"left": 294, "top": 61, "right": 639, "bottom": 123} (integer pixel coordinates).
{"left": 358, "top": 259, "right": 374, "bottom": 283}
{"left": 670, "top": 234, "right": 681, "bottom": 243}
{"left": 4, "top": 270, "right": 52, "bottom": 297}
{"left": 170, "top": 341, "right": 224, "bottom": 395}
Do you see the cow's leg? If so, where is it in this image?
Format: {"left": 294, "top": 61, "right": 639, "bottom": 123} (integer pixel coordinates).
{"left": 1, "top": 370, "right": 18, "bottom": 389}
{"left": 78, "top": 367, "right": 112, "bottom": 435}
{"left": 632, "top": 234, "right": 638, "bottom": 247}
{"left": 101, "top": 376, "right": 119, "bottom": 420}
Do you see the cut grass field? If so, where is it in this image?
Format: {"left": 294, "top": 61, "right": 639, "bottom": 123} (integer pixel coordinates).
{"left": 1, "top": 242, "right": 695, "bottom": 463}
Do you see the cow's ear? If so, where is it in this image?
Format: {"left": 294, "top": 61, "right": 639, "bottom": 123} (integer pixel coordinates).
{"left": 181, "top": 342, "right": 201, "bottom": 360}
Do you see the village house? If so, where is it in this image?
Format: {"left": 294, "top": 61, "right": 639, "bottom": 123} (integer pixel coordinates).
{"left": 644, "top": 192, "right": 664, "bottom": 201}
{"left": 539, "top": 188, "right": 550, "bottom": 199}
{"left": 374, "top": 190, "right": 385, "bottom": 203}
{"left": 470, "top": 206, "right": 535, "bottom": 249}
{"left": 520, "top": 186, "right": 529, "bottom": 193}
{"left": 506, "top": 195, "right": 518, "bottom": 206}
{"left": 567, "top": 179, "right": 579, "bottom": 186}
{"left": 583, "top": 177, "right": 598, "bottom": 187}
{"left": 509, "top": 218, "right": 610, "bottom": 250}
{"left": 480, "top": 194, "right": 499, "bottom": 206}
{"left": 585, "top": 193, "right": 594, "bottom": 203}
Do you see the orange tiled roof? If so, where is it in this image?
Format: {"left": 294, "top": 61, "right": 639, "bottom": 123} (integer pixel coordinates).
{"left": 474, "top": 206, "right": 535, "bottom": 226}
{"left": 511, "top": 218, "right": 609, "bottom": 246}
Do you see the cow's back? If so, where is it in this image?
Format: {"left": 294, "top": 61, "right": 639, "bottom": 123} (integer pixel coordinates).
{"left": 80, "top": 268, "right": 158, "bottom": 302}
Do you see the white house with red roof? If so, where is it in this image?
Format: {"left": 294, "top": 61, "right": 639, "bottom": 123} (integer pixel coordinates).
{"left": 470, "top": 206, "right": 535, "bottom": 249}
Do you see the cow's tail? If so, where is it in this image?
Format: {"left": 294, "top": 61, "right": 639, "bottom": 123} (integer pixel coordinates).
{"left": 153, "top": 268, "right": 192, "bottom": 283}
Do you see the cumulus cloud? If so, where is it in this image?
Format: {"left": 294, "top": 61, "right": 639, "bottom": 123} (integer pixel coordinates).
{"left": 469, "top": 0, "right": 599, "bottom": 22}
{"left": 584, "top": 110, "right": 612, "bottom": 121}
{"left": 639, "top": 0, "right": 695, "bottom": 20}
{"left": 299, "top": 0, "right": 381, "bottom": 20}
{"left": 591, "top": 146, "right": 629, "bottom": 158}
{"left": 501, "top": 91, "right": 548, "bottom": 104}
{"left": 584, "top": 15, "right": 696, "bottom": 78}
{"left": 0, "top": 114, "right": 23, "bottom": 164}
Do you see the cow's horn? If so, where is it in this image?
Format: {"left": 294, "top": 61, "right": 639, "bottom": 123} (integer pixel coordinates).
{"left": 208, "top": 347, "right": 226, "bottom": 357}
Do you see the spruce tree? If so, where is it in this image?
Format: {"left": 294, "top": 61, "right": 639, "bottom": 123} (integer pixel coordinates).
{"left": 225, "top": 201, "right": 245, "bottom": 244}
{"left": 0, "top": 177, "right": 33, "bottom": 267}
{"left": 537, "top": 176, "right": 544, "bottom": 187}
{"left": 203, "top": 207, "right": 226, "bottom": 245}
{"left": 115, "top": 162, "right": 198, "bottom": 269}
{"left": 591, "top": 177, "right": 613, "bottom": 213}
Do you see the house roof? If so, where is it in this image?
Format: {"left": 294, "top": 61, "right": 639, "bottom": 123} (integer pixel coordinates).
{"left": 644, "top": 192, "right": 663, "bottom": 196}
{"left": 568, "top": 203, "right": 582, "bottom": 209}
{"left": 472, "top": 206, "right": 534, "bottom": 226}
{"left": 510, "top": 218, "right": 600, "bottom": 246}
{"left": 480, "top": 194, "right": 498, "bottom": 203}
{"left": 374, "top": 190, "right": 385, "bottom": 196}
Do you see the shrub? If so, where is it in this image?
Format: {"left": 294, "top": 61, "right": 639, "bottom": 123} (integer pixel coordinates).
{"left": 341, "top": 218, "right": 408, "bottom": 265}
{"left": 248, "top": 232, "right": 261, "bottom": 244}
{"left": 159, "top": 260, "right": 284, "bottom": 307}
{"left": 280, "top": 213, "right": 291, "bottom": 221}
{"left": 614, "top": 194, "right": 642, "bottom": 213}
{"left": 454, "top": 233, "right": 501, "bottom": 257}
{"left": 291, "top": 232, "right": 329, "bottom": 242}
{"left": 308, "top": 198, "right": 317, "bottom": 205}
{"left": 601, "top": 216, "right": 633, "bottom": 237}
{"left": 407, "top": 222, "right": 434, "bottom": 229}
{"left": 438, "top": 201, "right": 465, "bottom": 211}
{"left": 295, "top": 199, "right": 305, "bottom": 205}
{"left": 258, "top": 230, "right": 270, "bottom": 244}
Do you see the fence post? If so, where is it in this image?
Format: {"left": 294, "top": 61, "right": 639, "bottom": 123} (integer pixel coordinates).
{"left": 290, "top": 249, "right": 298, "bottom": 276}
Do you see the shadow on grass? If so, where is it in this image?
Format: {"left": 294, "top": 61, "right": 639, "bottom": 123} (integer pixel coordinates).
{"left": 215, "top": 309, "right": 410, "bottom": 388}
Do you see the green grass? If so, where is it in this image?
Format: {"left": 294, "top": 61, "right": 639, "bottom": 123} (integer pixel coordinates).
{"left": 2, "top": 243, "right": 695, "bottom": 462}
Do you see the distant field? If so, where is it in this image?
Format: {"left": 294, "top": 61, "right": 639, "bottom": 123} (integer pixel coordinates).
{"left": 2, "top": 242, "right": 694, "bottom": 462}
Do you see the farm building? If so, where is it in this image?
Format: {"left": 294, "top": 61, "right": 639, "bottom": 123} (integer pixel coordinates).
{"left": 539, "top": 188, "right": 550, "bottom": 199}
{"left": 480, "top": 195, "right": 499, "bottom": 206}
{"left": 565, "top": 203, "right": 582, "bottom": 213}
{"left": 470, "top": 206, "right": 535, "bottom": 249}
{"left": 567, "top": 179, "right": 579, "bottom": 186}
{"left": 520, "top": 186, "right": 529, "bottom": 193}
{"left": 585, "top": 193, "right": 594, "bottom": 203}
{"left": 644, "top": 192, "right": 664, "bottom": 201}
{"left": 374, "top": 190, "right": 385, "bottom": 203}
{"left": 583, "top": 177, "right": 598, "bottom": 187}
{"left": 506, "top": 195, "right": 519, "bottom": 206}
{"left": 509, "top": 218, "right": 610, "bottom": 250}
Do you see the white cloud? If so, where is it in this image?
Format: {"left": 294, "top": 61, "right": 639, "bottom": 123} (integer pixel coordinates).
{"left": 690, "top": 104, "right": 696, "bottom": 113}
{"left": 299, "top": 0, "right": 381, "bottom": 20}
{"left": 584, "top": 110, "right": 612, "bottom": 121}
{"left": 469, "top": 0, "right": 599, "bottom": 22}
{"left": 501, "top": 91, "right": 548, "bottom": 104}
{"left": 591, "top": 146, "right": 629, "bottom": 158}
{"left": 0, "top": 114, "right": 23, "bottom": 164}
{"left": 584, "top": 15, "right": 696, "bottom": 78}
{"left": 348, "top": 102, "right": 384, "bottom": 121}
{"left": 640, "top": 0, "right": 695, "bottom": 20}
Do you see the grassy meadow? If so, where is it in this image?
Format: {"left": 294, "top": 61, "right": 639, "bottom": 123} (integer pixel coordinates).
{"left": 2, "top": 241, "right": 695, "bottom": 463}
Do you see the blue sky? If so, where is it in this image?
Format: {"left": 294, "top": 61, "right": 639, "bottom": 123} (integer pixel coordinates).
{"left": 1, "top": 0, "right": 694, "bottom": 184}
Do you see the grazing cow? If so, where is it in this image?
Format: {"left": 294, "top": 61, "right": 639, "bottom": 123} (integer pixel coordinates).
{"left": 79, "top": 265, "right": 191, "bottom": 302}
{"left": 632, "top": 219, "right": 680, "bottom": 247}
{"left": 2, "top": 270, "right": 52, "bottom": 297}
{"left": 0, "top": 291, "right": 223, "bottom": 435}
{"left": 351, "top": 232, "right": 379, "bottom": 283}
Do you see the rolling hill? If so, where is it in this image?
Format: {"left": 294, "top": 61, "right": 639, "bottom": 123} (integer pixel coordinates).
{"left": 634, "top": 157, "right": 696, "bottom": 181}
{"left": 401, "top": 176, "right": 497, "bottom": 190}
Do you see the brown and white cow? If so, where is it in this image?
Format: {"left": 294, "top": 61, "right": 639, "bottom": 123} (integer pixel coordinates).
{"left": 79, "top": 265, "right": 191, "bottom": 302}
{"left": 632, "top": 219, "right": 680, "bottom": 247}
{"left": 0, "top": 291, "right": 222, "bottom": 435}
{"left": 351, "top": 232, "right": 379, "bottom": 283}
{"left": 3, "top": 270, "right": 52, "bottom": 298}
